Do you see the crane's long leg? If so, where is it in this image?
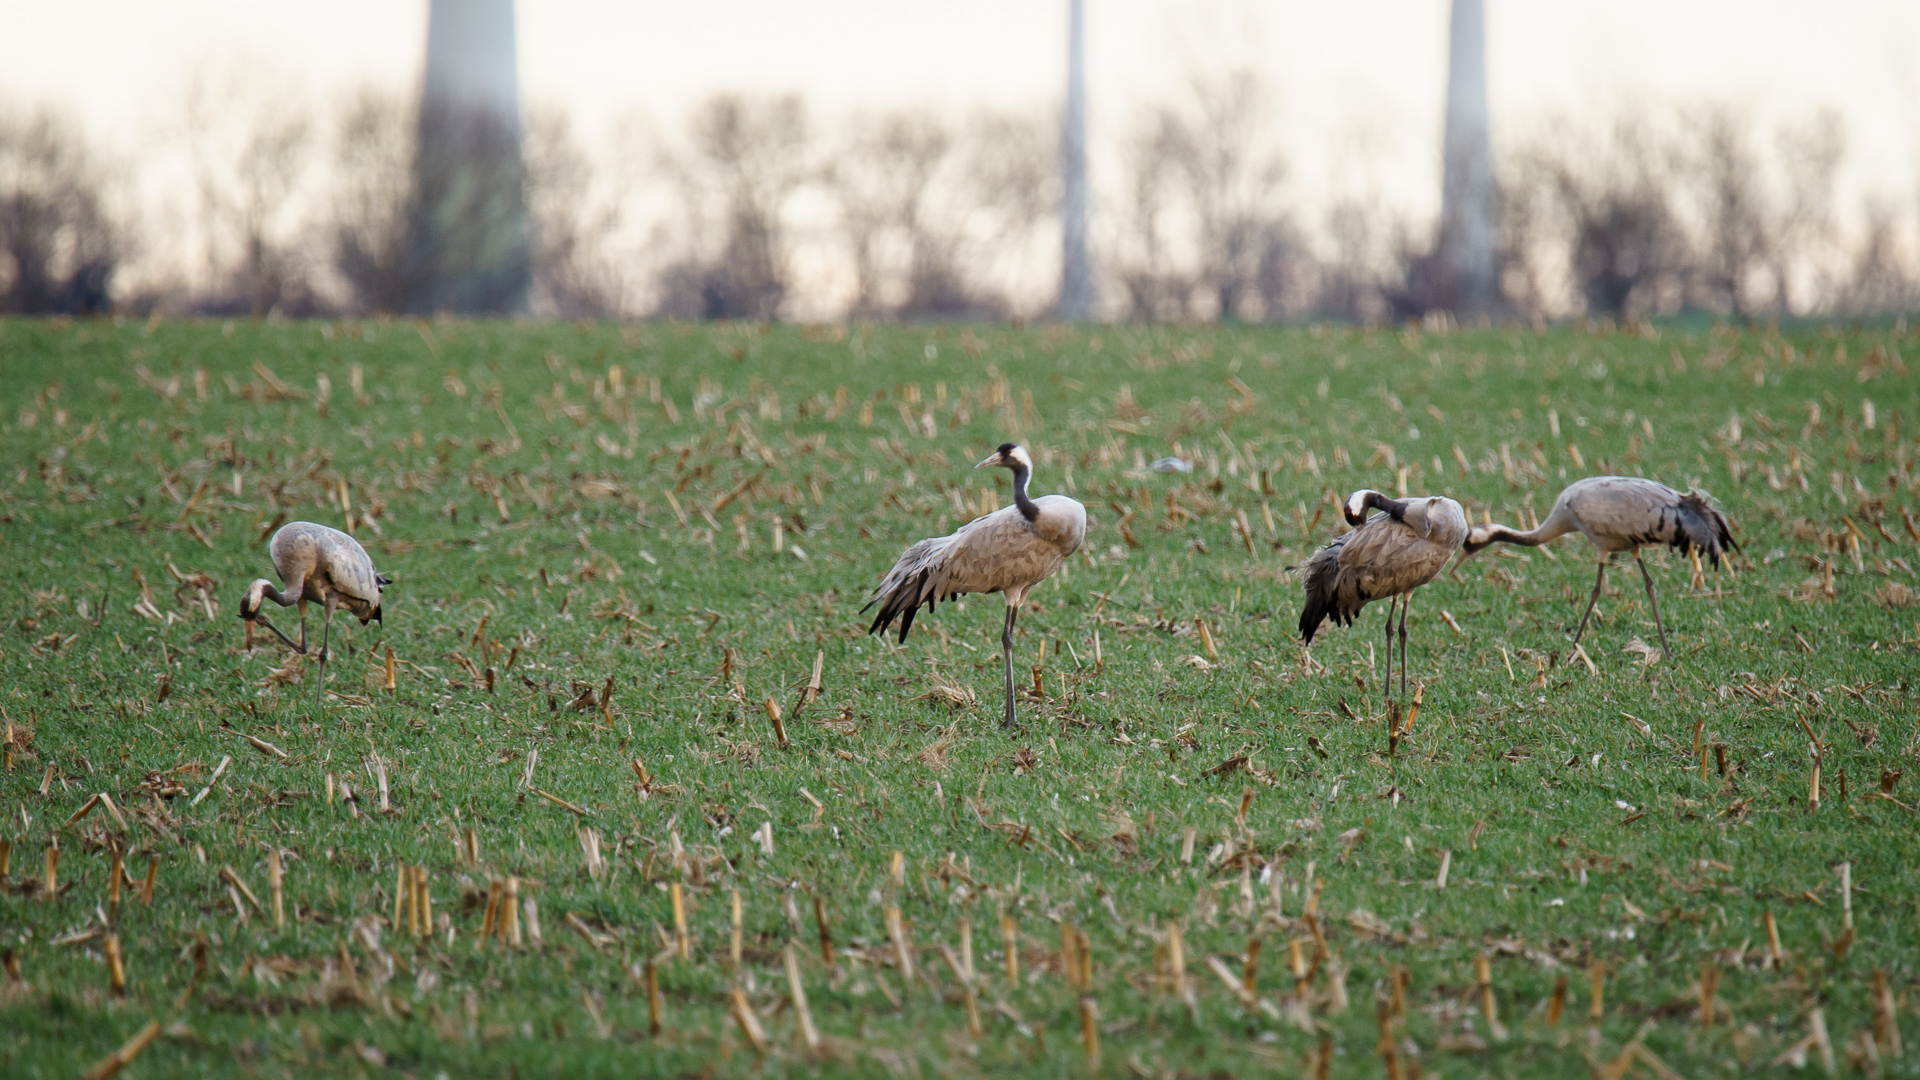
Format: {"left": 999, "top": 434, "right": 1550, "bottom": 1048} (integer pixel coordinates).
{"left": 1381, "top": 593, "right": 1399, "bottom": 702}
{"left": 1570, "top": 561, "right": 1607, "bottom": 649}
{"left": 1634, "top": 551, "right": 1672, "bottom": 657}
{"left": 1398, "top": 590, "right": 1412, "bottom": 699}
{"left": 315, "top": 601, "right": 335, "bottom": 707}
{"left": 1000, "top": 603, "right": 1019, "bottom": 729}
{"left": 297, "top": 599, "right": 309, "bottom": 655}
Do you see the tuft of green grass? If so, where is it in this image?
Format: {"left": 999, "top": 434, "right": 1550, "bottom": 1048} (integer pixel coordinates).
{"left": 0, "top": 316, "right": 1915, "bottom": 1078}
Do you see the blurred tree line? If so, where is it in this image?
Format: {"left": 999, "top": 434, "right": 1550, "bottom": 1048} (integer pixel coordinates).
{"left": 2, "top": 72, "right": 1915, "bottom": 322}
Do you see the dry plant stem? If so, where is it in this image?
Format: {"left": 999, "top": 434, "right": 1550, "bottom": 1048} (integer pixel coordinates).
{"left": 940, "top": 943, "right": 983, "bottom": 1038}
{"left": 63, "top": 792, "right": 102, "bottom": 829}
{"left": 268, "top": 849, "right": 284, "bottom": 930}
{"left": 784, "top": 944, "right": 821, "bottom": 1049}
{"left": 730, "top": 986, "right": 768, "bottom": 1054}
{"left": 418, "top": 865, "right": 432, "bottom": 931}
{"left": 1810, "top": 1008, "right": 1837, "bottom": 1074}
{"left": 814, "top": 894, "right": 834, "bottom": 966}
{"left": 79, "top": 1019, "right": 161, "bottom": 1080}
{"left": 1590, "top": 962, "right": 1606, "bottom": 1022}
{"left": 1840, "top": 862, "right": 1853, "bottom": 929}
{"left": 1079, "top": 995, "right": 1101, "bottom": 1071}
{"left": 1476, "top": 954, "right": 1498, "bottom": 1034}
{"left": 190, "top": 755, "right": 230, "bottom": 807}
{"left": 412, "top": 865, "right": 428, "bottom": 937}
{"left": 1061, "top": 921, "right": 1080, "bottom": 990}
{"left": 392, "top": 863, "right": 407, "bottom": 930}
{"left": 1001, "top": 910, "right": 1019, "bottom": 990}
{"left": 1873, "top": 970, "right": 1903, "bottom": 1057}
{"left": 1548, "top": 975, "right": 1567, "bottom": 1025}
{"left": 645, "top": 957, "right": 663, "bottom": 1036}
{"left": 764, "top": 697, "right": 788, "bottom": 749}
{"left": 730, "top": 888, "right": 743, "bottom": 971}
{"left": 1376, "top": 1003, "right": 1403, "bottom": 1080}
{"left": 220, "top": 866, "right": 262, "bottom": 915}
{"left": 480, "top": 879, "right": 501, "bottom": 942}
{"left": 959, "top": 917, "right": 974, "bottom": 983}
{"left": 521, "top": 895, "right": 543, "bottom": 948}
{"left": 1765, "top": 911, "right": 1784, "bottom": 968}
{"left": 1166, "top": 920, "right": 1195, "bottom": 1018}
{"left": 104, "top": 933, "right": 125, "bottom": 996}
{"left": 886, "top": 905, "right": 917, "bottom": 985}
{"left": 671, "top": 881, "right": 688, "bottom": 959}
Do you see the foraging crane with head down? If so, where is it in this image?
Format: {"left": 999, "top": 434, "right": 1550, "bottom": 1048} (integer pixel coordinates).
{"left": 238, "top": 521, "right": 391, "bottom": 703}
{"left": 1462, "top": 475, "right": 1734, "bottom": 656}
{"left": 1299, "top": 489, "right": 1468, "bottom": 699}
{"left": 864, "top": 443, "right": 1086, "bottom": 728}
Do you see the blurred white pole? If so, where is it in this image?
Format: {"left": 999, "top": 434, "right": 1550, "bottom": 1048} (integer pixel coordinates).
{"left": 406, "top": 0, "right": 531, "bottom": 315}
{"left": 1059, "top": 0, "right": 1095, "bottom": 322}
{"left": 422, "top": 0, "right": 522, "bottom": 120}
{"left": 1437, "top": 0, "right": 1497, "bottom": 316}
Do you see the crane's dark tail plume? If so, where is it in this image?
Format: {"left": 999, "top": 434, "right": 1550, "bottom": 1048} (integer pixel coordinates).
{"left": 1672, "top": 491, "right": 1737, "bottom": 566}
{"left": 863, "top": 567, "right": 938, "bottom": 644}
{"left": 1296, "top": 533, "right": 1355, "bottom": 645}
{"left": 864, "top": 534, "right": 957, "bottom": 643}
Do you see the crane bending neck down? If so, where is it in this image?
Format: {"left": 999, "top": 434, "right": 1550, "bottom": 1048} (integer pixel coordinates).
{"left": 240, "top": 578, "right": 307, "bottom": 652}
{"left": 979, "top": 443, "right": 1040, "bottom": 522}
{"left": 1342, "top": 488, "right": 1414, "bottom": 527}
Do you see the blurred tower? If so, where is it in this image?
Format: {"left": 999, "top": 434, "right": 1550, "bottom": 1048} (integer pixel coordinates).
{"left": 402, "top": 0, "right": 531, "bottom": 315}
{"left": 1435, "top": 0, "right": 1497, "bottom": 315}
{"left": 1058, "top": 0, "right": 1095, "bottom": 321}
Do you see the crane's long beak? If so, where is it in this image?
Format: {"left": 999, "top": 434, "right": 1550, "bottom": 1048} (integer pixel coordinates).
{"left": 975, "top": 453, "right": 1003, "bottom": 469}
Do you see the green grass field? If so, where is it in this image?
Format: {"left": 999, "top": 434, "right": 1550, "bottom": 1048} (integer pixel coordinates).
{"left": 1, "top": 316, "right": 1916, "bottom": 1078}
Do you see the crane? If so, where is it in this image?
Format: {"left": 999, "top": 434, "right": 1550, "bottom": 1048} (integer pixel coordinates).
{"left": 864, "top": 443, "right": 1086, "bottom": 728}
{"left": 1299, "top": 489, "right": 1469, "bottom": 699}
{"left": 238, "top": 521, "right": 391, "bottom": 703}
{"left": 1462, "top": 475, "right": 1734, "bottom": 656}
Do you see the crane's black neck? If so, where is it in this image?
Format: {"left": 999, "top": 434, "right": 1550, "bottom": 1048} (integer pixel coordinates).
{"left": 1010, "top": 463, "right": 1040, "bottom": 522}
{"left": 1350, "top": 489, "right": 1407, "bottom": 526}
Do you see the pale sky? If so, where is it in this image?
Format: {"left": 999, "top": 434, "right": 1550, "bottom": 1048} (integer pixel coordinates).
{"left": 4, "top": 1, "right": 1918, "bottom": 308}
{"left": 5, "top": 2, "right": 1916, "bottom": 161}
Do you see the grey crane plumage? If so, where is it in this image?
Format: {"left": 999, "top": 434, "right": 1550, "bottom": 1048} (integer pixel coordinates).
{"left": 238, "top": 521, "right": 391, "bottom": 703}
{"left": 1299, "top": 490, "right": 1469, "bottom": 698}
{"left": 864, "top": 443, "right": 1086, "bottom": 728}
{"left": 1462, "top": 475, "right": 1735, "bottom": 655}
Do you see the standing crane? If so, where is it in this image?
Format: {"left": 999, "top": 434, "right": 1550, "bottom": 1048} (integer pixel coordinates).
{"left": 1299, "top": 489, "right": 1469, "bottom": 699}
{"left": 238, "top": 521, "right": 391, "bottom": 703}
{"left": 864, "top": 443, "right": 1086, "bottom": 728}
{"left": 1462, "top": 475, "right": 1734, "bottom": 656}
